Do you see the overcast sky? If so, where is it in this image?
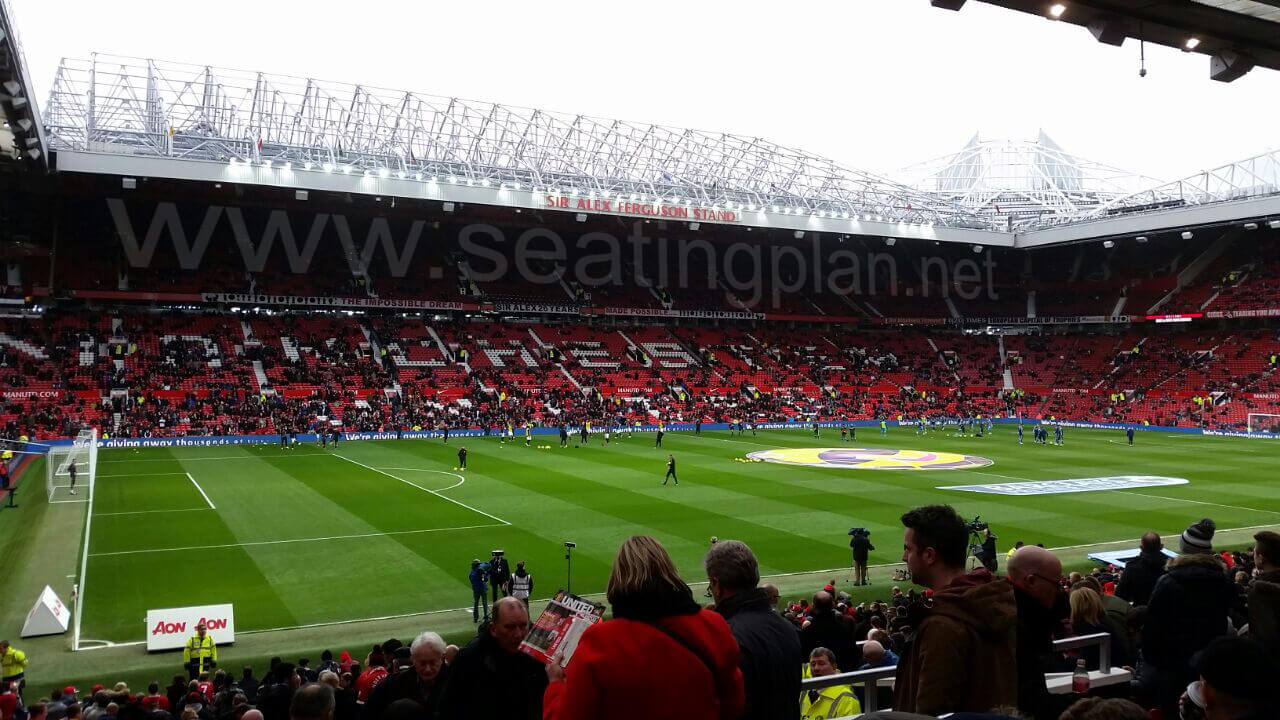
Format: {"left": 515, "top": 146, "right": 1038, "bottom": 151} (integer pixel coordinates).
{"left": 11, "top": 0, "right": 1279, "bottom": 183}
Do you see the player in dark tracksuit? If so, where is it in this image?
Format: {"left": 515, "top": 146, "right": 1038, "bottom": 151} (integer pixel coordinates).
{"left": 1126, "top": 427, "right": 1135, "bottom": 446}
{"left": 655, "top": 428, "right": 664, "bottom": 448}
{"left": 69, "top": 461, "right": 78, "bottom": 495}
{"left": 662, "top": 454, "right": 678, "bottom": 485}
{"left": 560, "top": 425, "right": 569, "bottom": 448}
{"left": 458, "top": 446, "right": 467, "bottom": 470}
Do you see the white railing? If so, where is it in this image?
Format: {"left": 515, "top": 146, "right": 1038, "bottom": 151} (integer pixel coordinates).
{"left": 799, "top": 631, "right": 1120, "bottom": 717}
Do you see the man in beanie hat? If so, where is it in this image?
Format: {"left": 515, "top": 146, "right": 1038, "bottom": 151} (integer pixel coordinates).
{"left": 1181, "top": 636, "right": 1279, "bottom": 719}
{"left": 1181, "top": 518, "right": 1217, "bottom": 554}
{"left": 1139, "top": 540, "right": 1235, "bottom": 717}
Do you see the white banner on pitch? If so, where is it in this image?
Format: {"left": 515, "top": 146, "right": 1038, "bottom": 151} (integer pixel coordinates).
{"left": 145, "top": 604, "right": 235, "bottom": 651}
{"left": 21, "top": 586, "right": 70, "bottom": 637}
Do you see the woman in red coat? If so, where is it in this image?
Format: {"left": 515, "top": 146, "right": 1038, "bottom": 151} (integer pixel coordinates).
{"left": 543, "top": 535, "right": 745, "bottom": 720}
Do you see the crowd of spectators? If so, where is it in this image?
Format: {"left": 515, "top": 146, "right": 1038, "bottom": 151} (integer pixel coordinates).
{"left": 8, "top": 510, "right": 1278, "bottom": 720}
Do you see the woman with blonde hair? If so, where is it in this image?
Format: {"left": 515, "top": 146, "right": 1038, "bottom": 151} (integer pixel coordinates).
{"left": 543, "top": 535, "right": 744, "bottom": 720}
{"left": 1070, "top": 587, "right": 1128, "bottom": 669}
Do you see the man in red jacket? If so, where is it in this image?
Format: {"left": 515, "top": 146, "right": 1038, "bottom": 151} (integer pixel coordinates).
{"left": 893, "top": 504, "right": 1018, "bottom": 716}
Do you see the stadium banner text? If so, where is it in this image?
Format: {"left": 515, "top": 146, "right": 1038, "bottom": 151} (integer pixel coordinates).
{"left": 543, "top": 194, "right": 741, "bottom": 224}
{"left": 200, "top": 293, "right": 470, "bottom": 311}
{"left": 145, "top": 603, "right": 235, "bottom": 651}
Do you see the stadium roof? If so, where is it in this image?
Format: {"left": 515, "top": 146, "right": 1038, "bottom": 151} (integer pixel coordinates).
{"left": 932, "top": 0, "right": 1280, "bottom": 81}
{"left": 42, "top": 55, "right": 996, "bottom": 233}
{"left": 0, "top": 0, "right": 46, "bottom": 168}
{"left": 32, "top": 54, "right": 1280, "bottom": 249}
{"left": 897, "top": 131, "right": 1165, "bottom": 230}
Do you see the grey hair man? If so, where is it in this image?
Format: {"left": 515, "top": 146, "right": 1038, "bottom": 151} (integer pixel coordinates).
{"left": 364, "top": 632, "right": 451, "bottom": 719}
{"left": 706, "top": 539, "right": 802, "bottom": 720}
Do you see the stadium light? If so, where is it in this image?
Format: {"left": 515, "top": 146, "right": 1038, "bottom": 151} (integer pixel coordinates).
{"left": 364, "top": 170, "right": 372, "bottom": 177}
{"left": 885, "top": 237, "right": 896, "bottom": 247}
{"left": 295, "top": 190, "right": 308, "bottom": 201}
{"left": 689, "top": 222, "right": 700, "bottom": 231}
{"left": 1048, "top": 3, "right": 1066, "bottom": 19}
{"left": 303, "top": 161, "right": 313, "bottom": 170}
{"left": 972, "top": 245, "right": 983, "bottom": 253}
{"left": 1268, "top": 220, "right": 1280, "bottom": 230}
{"left": 1243, "top": 222, "right": 1258, "bottom": 230}
{"left": 514, "top": 183, "right": 521, "bottom": 191}
{"left": 397, "top": 170, "right": 406, "bottom": 179}
{"left": 1102, "top": 240, "right": 1115, "bottom": 248}
{"left": 773, "top": 206, "right": 781, "bottom": 213}
{"left": 1184, "top": 38, "right": 1201, "bottom": 51}
{"left": 794, "top": 231, "right": 805, "bottom": 239}
{"left": 227, "top": 158, "right": 237, "bottom": 166}
{"left": 1136, "top": 236, "right": 1148, "bottom": 243}
{"left": 1181, "top": 231, "right": 1194, "bottom": 240}
{"left": 342, "top": 165, "right": 351, "bottom": 174}
{"left": 414, "top": 173, "right": 422, "bottom": 181}
{"left": 430, "top": 176, "right": 439, "bottom": 183}
{"left": 575, "top": 213, "right": 588, "bottom": 222}
{"left": 481, "top": 178, "right": 490, "bottom": 186}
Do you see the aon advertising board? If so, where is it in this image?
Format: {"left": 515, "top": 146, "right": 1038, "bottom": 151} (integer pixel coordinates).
{"left": 146, "top": 604, "right": 236, "bottom": 651}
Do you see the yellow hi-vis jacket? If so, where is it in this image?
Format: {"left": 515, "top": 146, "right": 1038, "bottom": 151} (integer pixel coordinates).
{"left": 1, "top": 646, "right": 29, "bottom": 678}
{"left": 183, "top": 634, "right": 217, "bottom": 672}
{"left": 800, "top": 683, "right": 861, "bottom": 720}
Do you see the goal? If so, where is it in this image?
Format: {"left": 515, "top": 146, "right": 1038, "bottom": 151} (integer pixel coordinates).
{"left": 47, "top": 428, "right": 99, "bottom": 503}
{"left": 1247, "top": 413, "right": 1280, "bottom": 435}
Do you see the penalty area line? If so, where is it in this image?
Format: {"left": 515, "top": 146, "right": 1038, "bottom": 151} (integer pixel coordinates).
{"left": 332, "top": 453, "right": 507, "bottom": 525}
{"left": 186, "top": 472, "right": 216, "bottom": 509}
{"left": 87, "top": 522, "right": 507, "bottom": 557}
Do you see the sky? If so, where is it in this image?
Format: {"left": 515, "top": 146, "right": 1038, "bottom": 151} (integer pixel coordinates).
{"left": 9, "top": 0, "right": 1279, "bottom": 183}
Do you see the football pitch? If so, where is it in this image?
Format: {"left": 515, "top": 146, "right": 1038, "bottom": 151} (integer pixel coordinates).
{"left": 72, "top": 426, "right": 1280, "bottom": 646}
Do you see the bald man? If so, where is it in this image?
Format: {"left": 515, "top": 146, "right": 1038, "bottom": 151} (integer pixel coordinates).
{"left": 1007, "top": 545, "right": 1067, "bottom": 720}
{"left": 441, "top": 597, "right": 546, "bottom": 720}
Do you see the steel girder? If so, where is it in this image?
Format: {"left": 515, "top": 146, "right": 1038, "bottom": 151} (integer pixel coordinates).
{"left": 42, "top": 54, "right": 993, "bottom": 229}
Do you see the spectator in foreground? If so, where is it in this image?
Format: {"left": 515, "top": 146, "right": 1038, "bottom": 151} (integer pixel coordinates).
{"left": 441, "top": 597, "right": 546, "bottom": 720}
{"left": 1007, "top": 545, "right": 1068, "bottom": 720}
{"left": 800, "top": 591, "right": 860, "bottom": 673}
{"left": 543, "top": 534, "right": 744, "bottom": 720}
{"left": 289, "top": 684, "right": 333, "bottom": 720}
{"left": 800, "top": 647, "right": 860, "bottom": 720}
{"left": 1139, "top": 529, "right": 1236, "bottom": 718}
{"left": 363, "top": 633, "right": 450, "bottom": 720}
{"left": 1057, "top": 697, "right": 1149, "bottom": 720}
{"left": 1115, "top": 531, "right": 1166, "bottom": 606}
{"left": 893, "top": 504, "right": 1017, "bottom": 715}
{"left": 705, "top": 539, "right": 802, "bottom": 720}
{"left": 1248, "top": 530, "right": 1280, "bottom": 658}
{"left": 1181, "top": 636, "right": 1279, "bottom": 720}
{"left": 858, "top": 640, "right": 898, "bottom": 670}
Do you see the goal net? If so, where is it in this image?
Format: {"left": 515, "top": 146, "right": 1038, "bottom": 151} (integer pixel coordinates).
{"left": 47, "top": 428, "right": 98, "bottom": 503}
{"left": 1247, "top": 413, "right": 1280, "bottom": 435}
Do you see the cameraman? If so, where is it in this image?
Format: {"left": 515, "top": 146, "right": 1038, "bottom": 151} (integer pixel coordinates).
{"left": 849, "top": 529, "right": 874, "bottom": 586}
{"left": 980, "top": 528, "right": 999, "bottom": 573}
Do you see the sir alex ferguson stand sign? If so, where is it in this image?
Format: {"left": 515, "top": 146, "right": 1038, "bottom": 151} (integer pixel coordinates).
{"left": 146, "top": 604, "right": 236, "bottom": 651}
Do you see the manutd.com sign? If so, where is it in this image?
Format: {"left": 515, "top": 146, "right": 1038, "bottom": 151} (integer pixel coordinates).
{"left": 145, "top": 603, "right": 235, "bottom": 651}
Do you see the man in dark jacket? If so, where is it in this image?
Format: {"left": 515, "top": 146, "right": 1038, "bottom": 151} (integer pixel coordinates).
{"left": 1008, "top": 545, "right": 1071, "bottom": 720}
{"left": 1138, "top": 550, "right": 1236, "bottom": 718}
{"left": 799, "top": 592, "right": 861, "bottom": 672}
{"left": 705, "top": 539, "right": 802, "bottom": 720}
{"left": 440, "top": 598, "right": 546, "bottom": 720}
{"left": 1116, "top": 532, "right": 1168, "bottom": 606}
{"left": 363, "top": 633, "right": 451, "bottom": 720}
{"left": 1248, "top": 530, "right": 1280, "bottom": 659}
{"left": 893, "top": 504, "right": 1018, "bottom": 716}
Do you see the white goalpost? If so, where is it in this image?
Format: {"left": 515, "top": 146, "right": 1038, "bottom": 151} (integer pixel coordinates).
{"left": 1247, "top": 413, "right": 1280, "bottom": 435}
{"left": 46, "top": 428, "right": 99, "bottom": 503}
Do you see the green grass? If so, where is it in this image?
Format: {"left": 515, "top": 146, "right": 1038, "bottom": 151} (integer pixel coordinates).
{"left": 4, "top": 426, "right": 1280, "bottom": 693}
